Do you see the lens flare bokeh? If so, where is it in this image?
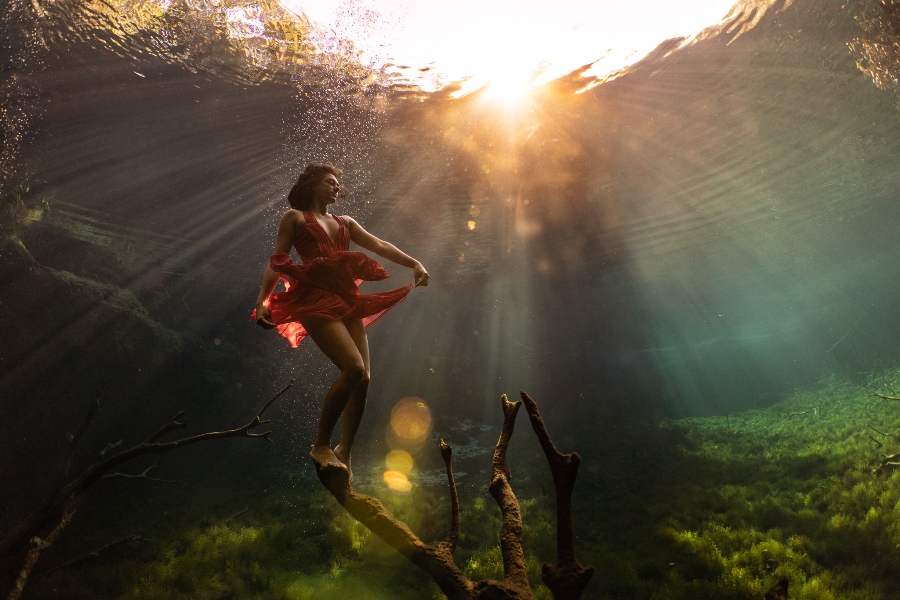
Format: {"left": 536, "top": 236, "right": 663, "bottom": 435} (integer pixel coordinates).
{"left": 382, "top": 449, "right": 414, "bottom": 493}
{"left": 385, "top": 449, "right": 414, "bottom": 473}
{"left": 382, "top": 469, "right": 413, "bottom": 493}
{"left": 388, "top": 396, "right": 432, "bottom": 447}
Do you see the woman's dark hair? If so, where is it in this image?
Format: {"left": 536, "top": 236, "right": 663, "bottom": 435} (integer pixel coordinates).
{"left": 287, "top": 162, "right": 348, "bottom": 210}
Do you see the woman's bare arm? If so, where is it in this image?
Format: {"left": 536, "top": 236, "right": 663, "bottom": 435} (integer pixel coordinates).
{"left": 345, "top": 216, "right": 429, "bottom": 286}
{"left": 255, "top": 210, "right": 302, "bottom": 327}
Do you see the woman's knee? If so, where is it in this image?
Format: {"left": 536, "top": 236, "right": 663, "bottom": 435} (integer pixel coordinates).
{"left": 357, "top": 369, "right": 371, "bottom": 389}
{"left": 342, "top": 361, "right": 368, "bottom": 385}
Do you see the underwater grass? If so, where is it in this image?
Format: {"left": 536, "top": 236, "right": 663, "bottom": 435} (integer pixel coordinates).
{"left": 21, "top": 371, "right": 900, "bottom": 599}
{"left": 564, "top": 373, "right": 900, "bottom": 599}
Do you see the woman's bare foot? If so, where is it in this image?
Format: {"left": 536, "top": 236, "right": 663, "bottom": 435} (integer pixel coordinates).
{"left": 310, "top": 444, "right": 346, "bottom": 471}
{"left": 334, "top": 443, "right": 353, "bottom": 483}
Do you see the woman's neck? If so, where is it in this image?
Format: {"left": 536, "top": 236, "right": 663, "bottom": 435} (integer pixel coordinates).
{"left": 308, "top": 199, "right": 330, "bottom": 216}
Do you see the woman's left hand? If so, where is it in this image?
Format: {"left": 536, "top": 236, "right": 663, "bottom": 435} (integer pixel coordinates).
{"left": 256, "top": 304, "right": 277, "bottom": 329}
{"left": 413, "top": 263, "right": 430, "bottom": 287}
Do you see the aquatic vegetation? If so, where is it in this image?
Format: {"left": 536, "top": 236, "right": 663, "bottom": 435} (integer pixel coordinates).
{"left": 17, "top": 371, "right": 900, "bottom": 598}
{"left": 560, "top": 374, "right": 900, "bottom": 599}
{"left": 0, "top": 383, "right": 290, "bottom": 599}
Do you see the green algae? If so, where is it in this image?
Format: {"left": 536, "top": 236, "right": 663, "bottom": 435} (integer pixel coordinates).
{"left": 22, "top": 372, "right": 900, "bottom": 599}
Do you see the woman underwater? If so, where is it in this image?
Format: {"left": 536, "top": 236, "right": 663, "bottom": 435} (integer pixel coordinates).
{"left": 254, "top": 162, "right": 429, "bottom": 477}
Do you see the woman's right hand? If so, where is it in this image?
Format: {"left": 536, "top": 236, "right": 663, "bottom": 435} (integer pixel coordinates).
{"left": 256, "top": 304, "right": 277, "bottom": 329}
{"left": 413, "top": 262, "right": 430, "bottom": 287}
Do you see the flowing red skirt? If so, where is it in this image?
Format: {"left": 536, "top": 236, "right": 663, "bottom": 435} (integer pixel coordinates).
{"left": 252, "top": 252, "right": 411, "bottom": 348}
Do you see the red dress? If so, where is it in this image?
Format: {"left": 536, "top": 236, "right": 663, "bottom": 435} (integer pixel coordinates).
{"left": 253, "top": 211, "right": 412, "bottom": 348}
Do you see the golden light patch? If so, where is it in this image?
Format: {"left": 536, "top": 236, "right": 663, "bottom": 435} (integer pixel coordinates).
{"left": 385, "top": 450, "right": 414, "bottom": 473}
{"left": 467, "top": 220, "right": 476, "bottom": 230}
{"left": 390, "top": 396, "right": 433, "bottom": 444}
{"left": 383, "top": 470, "right": 413, "bottom": 493}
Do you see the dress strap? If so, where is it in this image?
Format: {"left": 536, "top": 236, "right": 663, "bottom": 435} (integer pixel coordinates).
{"left": 333, "top": 214, "right": 349, "bottom": 248}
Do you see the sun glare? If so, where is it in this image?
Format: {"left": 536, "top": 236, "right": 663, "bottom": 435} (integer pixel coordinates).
{"left": 478, "top": 70, "right": 536, "bottom": 103}
{"left": 280, "top": 0, "right": 739, "bottom": 93}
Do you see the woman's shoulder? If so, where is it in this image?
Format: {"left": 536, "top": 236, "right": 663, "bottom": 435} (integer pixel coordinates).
{"left": 278, "top": 209, "right": 309, "bottom": 234}
{"left": 281, "top": 209, "right": 307, "bottom": 223}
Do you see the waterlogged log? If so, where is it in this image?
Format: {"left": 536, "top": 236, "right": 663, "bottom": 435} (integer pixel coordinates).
{"left": 314, "top": 391, "right": 594, "bottom": 600}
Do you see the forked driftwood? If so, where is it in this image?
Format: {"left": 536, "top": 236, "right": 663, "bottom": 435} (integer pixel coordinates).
{"left": 314, "top": 391, "right": 594, "bottom": 599}
{"left": 1, "top": 380, "right": 293, "bottom": 598}
{"left": 868, "top": 391, "right": 900, "bottom": 475}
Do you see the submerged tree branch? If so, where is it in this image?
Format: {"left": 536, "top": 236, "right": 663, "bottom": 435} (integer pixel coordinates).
{"left": 102, "top": 464, "right": 185, "bottom": 484}
{"left": 437, "top": 441, "right": 460, "bottom": 554}
{"left": 315, "top": 464, "right": 473, "bottom": 599}
{"left": 520, "top": 391, "right": 594, "bottom": 600}
{"left": 38, "top": 535, "right": 145, "bottom": 576}
{"left": 481, "top": 395, "right": 530, "bottom": 595}
{"left": 780, "top": 406, "right": 819, "bottom": 423}
{"left": 315, "top": 390, "right": 594, "bottom": 599}
{"left": 876, "top": 451, "right": 900, "bottom": 475}
{"left": 7, "top": 511, "right": 73, "bottom": 600}
{"left": 1, "top": 379, "right": 293, "bottom": 594}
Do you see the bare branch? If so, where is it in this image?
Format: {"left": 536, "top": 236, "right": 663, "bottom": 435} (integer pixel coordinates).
{"left": 486, "top": 395, "right": 529, "bottom": 590}
{"left": 867, "top": 424, "right": 890, "bottom": 438}
{"left": 146, "top": 411, "right": 187, "bottom": 443}
{"left": 102, "top": 465, "right": 185, "bottom": 484}
{"left": 438, "top": 440, "right": 460, "bottom": 553}
{"left": 98, "top": 439, "right": 123, "bottom": 459}
{"left": 873, "top": 392, "right": 900, "bottom": 402}
{"left": 224, "top": 507, "right": 250, "bottom": 524}
{"left": 1, "top": 382, "right": 291, "bottom": 564}
{"left": 61, "top": 394, "right": 101, "bottom": 478}
{"left": 39, "top": 535, "right": 144, "bottom": 576}
{"left": 876, "top": 451, "right": 900, "bottom": 475}
{"left": 520, "top": 391, "right": 594, "bottom": 600}
{"left": 867, "top": 435, "right": 884, "bottom": 448}
{"left": 8, "top": 511, "right": 74, "bottom": 600}
{"left": 257, "top": 378, "right": 294, "bottom": 418}
{"left": 780, "top": 406, "right": 819, "bottom": 423}
{"left": 67, "top": 385, "right": 292, "bottom": 498}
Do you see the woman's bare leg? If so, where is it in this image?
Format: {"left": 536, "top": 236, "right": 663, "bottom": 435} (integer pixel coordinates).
{"left": 334, "top": 318, "right": 370, "bottom": 478}
{"left": 301, "top": 317, "right": 367, "bottom": 470}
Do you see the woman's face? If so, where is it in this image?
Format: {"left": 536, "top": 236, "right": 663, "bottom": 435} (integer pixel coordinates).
{"left": 312, "top": 173, "right": 341, "bottom": 205}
